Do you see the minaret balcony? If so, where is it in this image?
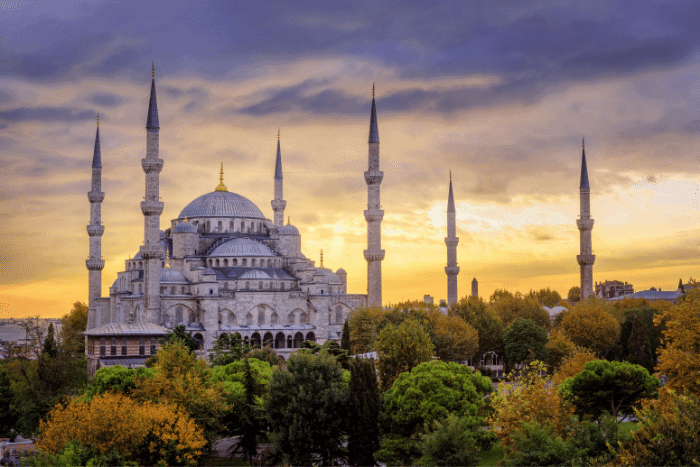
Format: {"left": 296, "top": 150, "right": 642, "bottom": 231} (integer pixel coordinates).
{"left": 364, "top": 209, "right": 384, "bottom": 222}
{"left": 364, "top": 250, "right": 385, "bottom": 261}
{"left": 444, "top": 266, "right": 460, "bottom": 275}
{"left": 577, "top": 254, "right": 595, "bottom": 266}
{"left": 444, "top": 237, "right": 459, "bottom": 247}
{"left": 141, "top": 158, "right": 164, "bottom": 173}
{"left": 576, "top": 218, "right": 594, "bottom": 230}
{"left": 140, "top": 200, "right": 164, "bottom": 216}
{"left": 364, "top": 171, "right": 384, "bottom": 185}
{"left": 140, "top": 244, "right": 164, "bottom": 260}
{"left": 271, "top": 199, "right": 287, "bottom": 210}
{"left": 87, "top": 191, "right": 105, "bottom": 203}
{"left": 86, "top": 258, "right": 105, "bottom": 270}
{"left": 86, "top": 225, "right": 104, "bottom": 236}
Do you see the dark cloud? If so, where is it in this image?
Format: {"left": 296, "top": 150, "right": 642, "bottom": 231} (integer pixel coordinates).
{"left": 0, "top": 106, "right": 94, "bottom": 124}
{"left": 87, "top": 93, "right": 123, "bottom": 108}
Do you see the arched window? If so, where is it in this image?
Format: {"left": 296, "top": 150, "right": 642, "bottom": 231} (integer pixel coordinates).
{"left": 287, "top": 335, "right": 293, "bottom": 348}
{"left": 224, "top": 259, "right": 228, "bottom": 266}
{"left": 215, "top": 259, "right": 220, "bottom": 267}
{"left": 258, "top": 281, "right": 263, "bottom": 290}
{"left": 250, "top": 332, "right": 261, "bottom": 348}
{"left": 251, "top": 259, "right": 256, "bottom": 267}
{"left": 270, "top": 312, "right": 278, "bottom": 325}
{"left": 206, "top": 221, "right": 211, "bottom": 232}
{"left": 228, "top": 312, "right": 236, "bottom": 325}
{"left": 245, "top": 281, "right": 250, "bottom": 290}
{"left": 257, "top": 307, "right": 265, "bottom": 325}
{"left": 229, "top": 220, "right": 234, "bottom": 232}
{"left": 335, "top": 306, "right": 343, "bottom": 325}
{"left": 242, "top": 259, "right": 247, "bottom": 266}
{"left": 293, "top": 332, "right": 304, "bottom": 348}
{"left": 263, "top": 332, "right": 273, "bottom": 347}
{"left": 233, "top": 258, "right": 238, "bottom": 266}
{"left": 275, "top": 332, "right": 285, "bottom": 349}
{"left": 300, "top": 312, "right": 309, "bottom": 325}
{"left": 171, "top": 286, "right": 176, "bottom": 294}
{"left": 281, "top": 282, "right": 285, "bottom": 291}
{"left": 175, "top": 306, "right": 183, "bottom": 323}
{"left": 287, "top": 312, "right": 295, "bottom": 324}
{"left": 217, "top": 220, "right": 222, "bottom": 232}
{"left": 193, "top": 333, "right": 204, "bottom": 351}
{"left": 139, "top": 284, "right": 143, "bottom": 293}
{"left": 241, "top": 221, "right": 245, "bottom": 231}
{"left": 305, "top": 331, "right": 316, "bottom": 342}
{"left": 246, "top": 312, "right": 253, "bottom": 325}
{"left": 267, "top": 259, "right": 272, "bottom": 267}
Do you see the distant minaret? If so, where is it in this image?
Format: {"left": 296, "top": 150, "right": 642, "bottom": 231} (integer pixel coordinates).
{"left": 364, "top": 85, "right": 385, "bottom": 307}
{"left": 86, "top": 116, "right": 105, "bottom": 327}
{"left": 140, "top": 63, "right": 164, "bottom": 324}
{"left": 471, "top": 278, "right": 478, "bottom": 297}
{"left": 271, "top": 130, "right": 286, "bottom": 226}
{"left": 577, "top": 138, "right": 595, "bottom": 300}
{"left": 445, "top": 171, "right": 459, "bottom": 305}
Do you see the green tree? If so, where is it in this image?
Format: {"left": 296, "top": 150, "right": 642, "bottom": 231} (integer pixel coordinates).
{"left": 528, "top": 288, "right": 562, "bottom": 308}
{"left": 490, "top": 290, "right": 551, "bottom": 330}
{"left": 567, "top": 286, "right": 581, "bottom": 303}
{"left": 59, "top": 302, "right": 88, "bottom": 355}
{"left": 245, "top": 345, "right": 284, "bottom": 367}
{"left": 209, "top": 333, "right": 249, "bottom": 366}
{"left": 347, "top": 306, "right": 385, "bottom": 353}
{"left": 341, "top": 320, "right": 351, "bottom": 352}
{"left": 233, "top": 359, "right": 266, "bottom": 466}
{"left": 375, "top": 318, "right": 434, "bottom": 390}
{"left": 420, "top": 414, "right": 489, "bottom": 467}
{"left": 348, "top": 358, "right": 380, "bottom": 466}
{"left": 502, "top": 318, "right": 548, "bottom": 367}
{"left": 561, "top": 299, "right": 620, "bottom": 357}
{"left": 376, "top": 360, "right": 492, "bottom": 465}
{"left": 449, "top": 296, "right": 504, "bottom": 359}
{"left": 160, "top": 324, "right": 200, "bottom": 353}
{"left": 42, "top": 323, "right": 57, "bottom": 358}
{"left": 0, "top": 366, "right": 18, "bottom": 439}
{"left": 266, "top": 350, "right": 349, "bottom": 466}
{"left": 85, "top": 365, "right": 154, "bottom": 400}
{"left": 432, "top": 312, "right": 479, "bottom": 363}
{"left": 560, "top": 359, "right": 660, "bottom": 421}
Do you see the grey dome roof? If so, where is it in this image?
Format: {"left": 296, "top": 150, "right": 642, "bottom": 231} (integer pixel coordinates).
{"left": 179, "top": 191, "right": 265, "bottom": 219}
{"left": 210, "top": 238, "right": 276, "bottom": 257}
{"left": 336, "top": 268, "right": 347, "bottom": 274}
{"left": 315, "top": 268, "right": 342, "bottom": 284}
{"left": 174, "top": 221, "right": 198, "bottom": 233}
{"left": 160, "top": 268, "right": 187, "bottom": 283}
{"left": 279, "top": 224, "right": 300, "bottom": 235}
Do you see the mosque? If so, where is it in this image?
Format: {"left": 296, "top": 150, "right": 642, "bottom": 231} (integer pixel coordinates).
{"left": 83, "top": 68, "right": 384, "bottom": 375}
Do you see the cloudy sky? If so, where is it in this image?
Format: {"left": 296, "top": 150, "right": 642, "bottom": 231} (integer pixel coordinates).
{"left": 3, "top": 0, "right": 700, "bottom": 318}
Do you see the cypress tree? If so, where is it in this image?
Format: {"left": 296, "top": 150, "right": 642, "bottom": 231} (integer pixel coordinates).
{"left": 43, "top": 323, "right": 58, "bottom": 358}
{"left": 237, "top": 358, "right": 263, "bottom": 466}
{"left": 341, "top": 320, "right": 351, "bottom": 352}
{"left": 348, "top": 358, "right": 380, "bottom": 466}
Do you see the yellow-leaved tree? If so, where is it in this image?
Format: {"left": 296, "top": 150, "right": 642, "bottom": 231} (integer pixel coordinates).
{"left": 37, "top": 392, "right": 206, "bottom": 465}
{"left": 430, "top": 311, "right": 479, "bottom": 363}
{"left": 560, "top": 299, "right": 620, "bottom": 357}
{"left": 552, "top": 347, "right": 597, "bottom": 385}
{"left": 655, "top": 288, "right": 700, "bottom": 395}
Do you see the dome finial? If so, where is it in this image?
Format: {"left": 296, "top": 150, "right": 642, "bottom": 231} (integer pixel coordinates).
{"left": 320, "top": 249, "right": 324, "bottom": 268}
{"left": 166, "top": 249, "right": 170, "bottom": 268}
{"left": 372, "top": 83, "right": 375, "bottom": 99}
{"left": 278, "top": 128, "right": 280, "bottom": 140}
{"left": 215, "top": 162, "right": 228, "bottom": 191}
{"left": 449, "top": 169, "right": 452, "bottom": 181}
{"left": 152, "top": 62, "right": 155, "bottom": 80}
{"left": 97, "top": 115, "right": 99, "bottom": 127}
{"left": 582, "top": 136, "right": 585, "bottom": 148}
{"left": 288, "top": 216, "right": 290, "bottom": 225}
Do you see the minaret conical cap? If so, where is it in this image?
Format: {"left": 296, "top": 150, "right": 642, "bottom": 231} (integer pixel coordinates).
{"left": 146, "top": 64, "right": 159, "bottom": 131}
{"left": 92, "top": 117, "right": 101, "bottom": 168}
{"left": 580, "top": 137, "right": 589, "bottom": 189}
{"left": 275, "top": 130, "right": 283, "bottom": 180}
{"left": 447, "top": 177, "right": 455, "bottom": 212}
{"left": 368, "top": 84, "right": 379, "bottom": 143}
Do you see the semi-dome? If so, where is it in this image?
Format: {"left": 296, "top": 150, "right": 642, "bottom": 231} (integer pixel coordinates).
{"left": 210, "top": 237, "right": 276, "bottom": 257}
{"left": 174, "top": 221, "right": 197, "bottom": 233}
{"left": 160, "top": 268, "right": 187, "bottom": 283}
{"left": 315, "top": 268, "right": 342, "bottom": 284}
{"left": 178, "top": 191, "right": 265, "bottom": 219}
{"left": 279, "top": 224, "right": 300, "bottom": 235}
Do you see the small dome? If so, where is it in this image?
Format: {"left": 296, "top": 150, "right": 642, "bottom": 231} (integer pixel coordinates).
{"left": 174, "top": 221, "right": 198, "bottom": 233}
{"left": 279, "top": 224, "right": 300, "bottom": 235}
{"left": 315, "top": 268, "right": 342, "bottom": 285}
{"left": 210, "top": 237, "right": 276, "bottom": 257}
{"left": 179, "top": 191, "right": 265, "bottom": 219}
{"left": 545, "top": 306, "right": 568, "bottom": 319}
{"left": 336, "top": 268, "right": 347, "bottom": 274}
{"left": 160, "top": 268, "right": 187, "bottom": 283}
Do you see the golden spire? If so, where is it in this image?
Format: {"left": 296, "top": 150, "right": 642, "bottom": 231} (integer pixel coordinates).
{"left": 184, "top": 216, "right": 188, "bottom": 222}
{"left": 287, "top": 216, "right": 290, "bottom": 225}
{"left": 372, "top": 83, "right": 375, "bottom": 99}
{"left": 166, "top": 250, "right": 170, "bottom": 268}
{"left": 449, "top": 169, "right": 452, "bottom": 181}
{"left": 97, "top": 115, "right": 99, "bottom": 127}
{"left": 152, "top": 62, "right": 155, "bottom": 80}
{"left": 278, "top": 129, "right": 280, "bottom": 139}
{"left": 582, "top": 137, "right": 585, "bottom": 149}
{"left": 320, "top": 249, "right": 324, "bottom": 268}
{"left": 215, "top": 162, "right": 228, "bottom": 191}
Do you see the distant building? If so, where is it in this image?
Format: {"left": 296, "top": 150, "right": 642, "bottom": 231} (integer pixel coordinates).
{"left": 423, "top": 295, "right": 434, "bottom": 305}
{"left": 595, "top": 280, "right": 634, "bottom": 299}
{"left": 607, "top": 288, "right": 681, "bottom": 303}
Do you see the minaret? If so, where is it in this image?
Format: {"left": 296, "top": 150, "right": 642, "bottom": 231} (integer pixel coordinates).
{"left": 445, "top": 171, "right": 459, "bottom": 305}
{"left": 577, "top": 138, "right": 595, "bottom": 300}
{"left": 271, "top": 130, "right": 286, "bottom": 226}
{"left": 140, "top": 63, "right": 164, "bottom": 324}
{"left": 364, "top": 85, "right": 385, "bottom": 307}
{"left": 86, "top": 116, "right": 105, "bottom": 327}
{"left": 471, "top": 278, "right": 478, "bottom": 297}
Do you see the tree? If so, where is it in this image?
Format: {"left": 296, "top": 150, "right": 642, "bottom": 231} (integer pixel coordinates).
{"left": 266, "top": 350, "right": 349, "bottom": 466}
{"left": 85, "top": 365, "right": 154, "bottom": 400}
{"left": 431, "top": 312, "right": 479, "bottom": 363}
{"left": 560, "top": 360, "right": 660, "bottom": 421}
{"left": 42, "top": 323, "right": 57, "bottom": 358}
{"left": 347, "top": 358, "right": 380, "bottom": 466}
{"left": 37, "top": 392, "right": 206, "bottom": 466}
{"left": 490, "top": 290, "right": 551, "bottom": 330}
{"left": 545, "top": 328, "right": 576, "bottom": 371}
{"left": 528, "top": 288, "right": 562, "bottom": 308}
{"left": 245, "top": 345, "right": 284, "bottom": 367}
{"left": 551, "top": 347, "right": 597, "bottom": 385}
{"left": 567, "top": 286, "right": 581, "bottom": 303}
{"left": 617, "top": 388, "right": 700, "bottom": 466}
{"left": 449, "top": 296, "right": 504, "bottom": 359}
{"left": 375, "top": 318, "right": 434, "bottom": 390}
{"left": 160, "top": 324, "right": 200, "bottom": 353}
{"left": 59, "top": 302, "right": 88, "bottom": 355}
{"left": 655, "top": 288, "right": 700, "bottom": 395}
{"left": 560, "top": 299, "right": 620, "bottom": 357}
{"left": 341, "top": 320, "right": 351, "bottom": 352}
{"left": 502, "top": 318, "right": 548, "bottom": 367}
{"left": 0, "top": 366, "right": 18, "bottom": 440}
{"left": 376, "top": 360, "right": 492, "bottom": 465}
{"left": 347, "top": 306, "right": 386, "bottom": 353}
{"left": 209, "top": 333, "right": 249, "bottom": 366}
{"left": 233, "top": 359, "right": 266, "bottom": 466}
{"left": 419, "top": 414, "right": 484, "bottom": 467}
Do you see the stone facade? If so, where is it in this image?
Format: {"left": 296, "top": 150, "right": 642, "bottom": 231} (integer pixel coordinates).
{"left": 85, "top": 71, "right": 370, "bottom": 372}
{"left": 596, "top": 280, "right": 634, "bottom": 298}
{"left": 577, "top": 140, "right": 595, "bottom": 300}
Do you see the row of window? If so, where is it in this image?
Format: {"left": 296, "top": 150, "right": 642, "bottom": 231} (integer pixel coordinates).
{"left": 94, "top": 337, "right": 157, "bottom": 357}
{"left": 207, "top": 257, "right": 281, "bottom": 268}
{"left": 220, "top": 331, "right": 316, "bottom": 349}
{"left": 195, "top": 219, "right": 267, "bottom": 235}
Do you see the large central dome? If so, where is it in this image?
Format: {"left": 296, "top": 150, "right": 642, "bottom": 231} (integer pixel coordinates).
{"left": 178, "top": 191, "right": 265, "bottom": 219}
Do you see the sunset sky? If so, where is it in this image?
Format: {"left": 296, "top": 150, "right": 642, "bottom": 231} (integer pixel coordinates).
{"left": 3, "top": 0, "right": 700, "bottom": 318}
